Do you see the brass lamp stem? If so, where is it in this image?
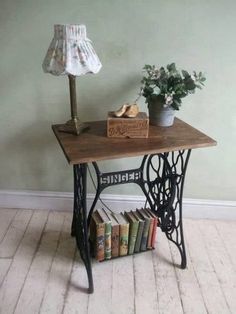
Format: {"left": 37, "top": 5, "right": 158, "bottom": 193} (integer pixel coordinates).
{"left": 68, "top": 75, "right": 78, "bottom": 120}
{"left": 59, "top": 75, "right": 89, "bottom": 135}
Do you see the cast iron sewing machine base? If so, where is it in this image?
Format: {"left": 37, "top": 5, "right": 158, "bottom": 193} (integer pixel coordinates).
{"left": 71, "top": 150, "right": 191, "bottom": 294}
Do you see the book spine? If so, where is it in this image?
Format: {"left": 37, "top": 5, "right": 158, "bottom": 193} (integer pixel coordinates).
{"left": 151, "top": 217, "right": 158, "bottom": 248}
{"left": 119, "top": 224, "right": 129, "bottom": 256}
{"left": 128, "top": 221, "right": 139, "bottom": 255}
{"left": 134, "top": 221, "right": 144, "bottom": 253}
{"left": 147, "top": 218, "right": 154, "bottom": 249}
{"left": 111, "top": 225, "right": 119, "bottom": 258}
{"left": 140, "top": 219, "right": 150, "bottom": 251}
{"left": 96, "top": 223, "right": 105, "bottom": 261}
{"left": 104, "top": 222, "right": 112, "bottom": 259}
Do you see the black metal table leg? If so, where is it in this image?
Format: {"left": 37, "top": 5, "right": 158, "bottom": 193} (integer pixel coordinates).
{"left": 165, "top": 150, "right": 191, "bottom": 269}
{"left": 143, "top": 150, "right": 191, "bottom": 269}
{"left": 72, "top": 164, "right": 94, "bottom": 293}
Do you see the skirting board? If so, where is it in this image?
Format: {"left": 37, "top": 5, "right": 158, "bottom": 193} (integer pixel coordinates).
{"left": 0, "top": 189, "right": 236, "bottom": 220}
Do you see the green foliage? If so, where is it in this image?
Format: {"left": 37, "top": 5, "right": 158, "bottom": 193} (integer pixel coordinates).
{"left": 140, "top": 63, "right": 206, "bottom": 110}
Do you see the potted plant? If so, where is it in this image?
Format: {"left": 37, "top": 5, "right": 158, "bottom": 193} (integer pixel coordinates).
{"left": 141, "top": 63, "right": 206, "bottom": 126}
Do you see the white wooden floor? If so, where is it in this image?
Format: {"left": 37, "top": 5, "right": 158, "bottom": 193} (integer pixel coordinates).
{"left": 0, "top": 208, "right": 235, "bottom": 314}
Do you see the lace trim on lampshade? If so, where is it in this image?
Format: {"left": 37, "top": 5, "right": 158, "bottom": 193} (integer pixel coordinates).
{"left": 42, "top": 24, "right": 102, "bottom": 76}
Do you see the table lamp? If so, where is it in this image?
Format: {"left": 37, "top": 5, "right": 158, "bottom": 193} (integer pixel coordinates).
{"left": 42, "top": 24, "right": 102, "bottom": 135}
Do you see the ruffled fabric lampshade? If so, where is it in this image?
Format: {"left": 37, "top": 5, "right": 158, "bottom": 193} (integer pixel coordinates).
{"left": 42, "top": 24, "right": 102, "bottom": 76}
{"left": 42, "top": 24, "right": 102, "bottom": 135}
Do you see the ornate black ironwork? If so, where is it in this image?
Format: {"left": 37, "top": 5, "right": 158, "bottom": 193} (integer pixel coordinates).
{"left": 168, "top": 150, "right": 191, "bottom": 268}
{"left": 71, "top": 164, "right": 94, "bottom": 293}
{"left": 144, "top": 150, "right": 191, "bottom": 269}
{"left": 72, "top": 150, "right": 191, "bottom": 292}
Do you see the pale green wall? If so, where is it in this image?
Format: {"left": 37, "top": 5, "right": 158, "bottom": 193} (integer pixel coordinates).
{"left": 0, "top": 0, "right": 235, "bottom": 200}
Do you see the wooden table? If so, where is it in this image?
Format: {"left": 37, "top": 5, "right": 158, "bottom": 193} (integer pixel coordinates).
{"left": 52, "top": 118, "right": 216, "bottom": 293}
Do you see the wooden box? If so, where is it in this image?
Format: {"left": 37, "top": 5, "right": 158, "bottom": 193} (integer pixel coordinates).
{"left": 107, "top": 112, "right": 149, "bottom": 138}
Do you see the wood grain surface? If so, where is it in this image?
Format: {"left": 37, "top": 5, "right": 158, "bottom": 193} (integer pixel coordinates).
{"left": 52, "top": 118, "right": 217, "bottom": 165}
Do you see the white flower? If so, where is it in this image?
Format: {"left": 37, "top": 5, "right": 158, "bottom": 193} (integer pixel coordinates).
{"left": 191, "top": 75, "right": 196, "bottom": 82}
{"left": 165, "top": 94, "right": 173, "bottom": 106}
{"left": 154, "top": 69, "right": 160, "bottom": 79}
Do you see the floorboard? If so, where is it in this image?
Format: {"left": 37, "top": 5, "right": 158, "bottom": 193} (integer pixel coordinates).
{"left": 40, "top": 213, "right": 76, "bottom": 314}
{"left": 0, "top": 259, "right": 12, "bottom": 287}
{"left": 199, "top": 220, "right": 236, "bottom": 313}
{"left": 0, "top": 210, "right": 48, "bottom": 314}
{"left": 111, "top": 255, "right": 135, "bottom": 314}
{"left": 153, "top": 231, "right": 184, "bottom": 314}
{"left": 185, "top": 219, "right": 231, "bottom": 314}
{"left": 170, "top": 229, "right": 207, "bottom": 314}
{"left": 134, "top": 251, "right": 158, "bottom": 314}
{"left": 63, "top": 254, "right": 89, "bottom": 314}
{"left": 87, "top": 256, "right": 113, "bottom": 314}
{"left": 0, "top": 209, "right": 235, "bottom": 314}
{"left": 0, "top": 208, "right": 17, "bottom": 242}
{"left": 215, "top": 221, "right": 236, "bottom": 271}
{"left": 0, "top": 209, "right": 33, "bottom": 258}
{"left": 14, "top": 211, "right": 65, "bottom": 314}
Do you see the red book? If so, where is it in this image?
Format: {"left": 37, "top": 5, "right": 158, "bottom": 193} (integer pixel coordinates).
{"left": 144, "top": 208, "right": 158, "bottom": 248}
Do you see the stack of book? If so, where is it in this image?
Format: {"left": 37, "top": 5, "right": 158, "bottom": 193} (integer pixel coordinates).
{"left": 89, "top": 208, "right": 158, "bottom": 261}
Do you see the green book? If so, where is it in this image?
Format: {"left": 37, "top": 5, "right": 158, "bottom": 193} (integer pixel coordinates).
{"left": 97, "top": 209, "right": 112, "bottom": 260}
{"left": 132, "top": 210, "right": 145, "bottom": 253}
{"left": 105, "top": 210, "right": 120, "bottom": 258}
{"left": 137, "top": 208, "right": 151, "bottom": 251}
{"left": 124, "top": 211, "right": 139, "bottom": 255}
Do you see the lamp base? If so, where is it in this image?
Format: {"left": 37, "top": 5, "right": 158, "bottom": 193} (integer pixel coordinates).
{"left": 59, "top": 118, "right": 90, "bottom": 136}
